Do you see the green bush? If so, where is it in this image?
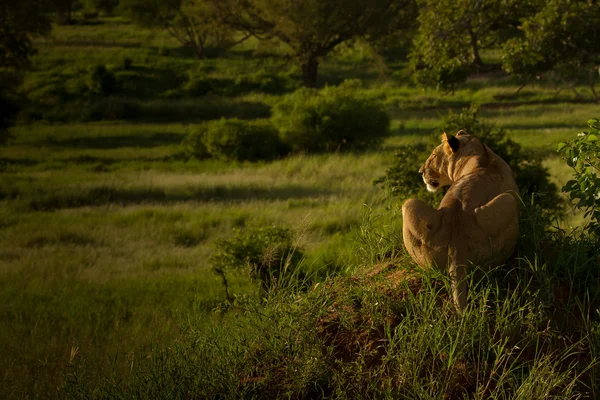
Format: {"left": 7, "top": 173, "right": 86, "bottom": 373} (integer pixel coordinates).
{"left": 558, "top": 118, "right": 600, "bottom": 237}
{"left": 89, "top": 65, "right": 118, "bottom": 96}
{"left": 184, "top": 76, "right": 221, "bottom": 97}
{"left": 185, "top": 72, "right": 297, "bottom": 97}
{"left": 85, "top": 97, "right": 142, "bottom": 121}
{"left": 373, "top": 144, "right": 443, "bottom": 203}
{"left": 182, "top": 118, "right": 286, "bottom": 162}
{"left": 82, "top": 10, "right": 99, "bottom": 20}
{"left": 122, "top": 57, "right": 133, "bottom": 70}
{"left": 271, "top": 80, "right": 390, "bottom": 153}
{"left": 210, "top": 225, "right": 304, "bottom": 297}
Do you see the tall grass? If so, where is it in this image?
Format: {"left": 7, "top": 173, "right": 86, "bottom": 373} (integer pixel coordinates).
{"left": 61, "top": 206, "right": 600, "bottom": 397}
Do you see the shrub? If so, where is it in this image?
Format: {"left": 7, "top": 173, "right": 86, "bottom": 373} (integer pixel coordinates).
{"left": 373, "top": 144, "right": 443, "bottom": 203}
{"left": 122, "top": 57, "right": 133, "bottom": 70}
{"left": 83, "top": 98, "right": 270, "bottom": 123}
{"left": 210, "top": 225, "right": 304, "bottom": 298}
{"left": 271, "top": 80, "right": 390, "bottom": 153}
{"left": 85, "top": 97, "right": 142, "bottom": 121}
{"left": 185, "top": 72, "right": 296, "bottom": 97}
{"left": 82, "top": 10, "right": 99, "bottom": 20}
{"left": 184, "top": 76, "right": 219, "bottom": 97}
{"left": 558, "top": 118, "right": 600, "bottom": 237}
{"left": 89, "top": 0, "right": 119, "bottom": 15}
{"left": 89, "top": 65, "right": 118, "bottom": 96}
{"left": 182, "top": 118, "right": 286, "bottom": 162}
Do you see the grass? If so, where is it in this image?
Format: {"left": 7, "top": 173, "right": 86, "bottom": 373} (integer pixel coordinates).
{"left": 1, "top": 13, "right": 599, "bottom": 398}
{"left": 60, "top": 227, "right": 600, "bottom": 398}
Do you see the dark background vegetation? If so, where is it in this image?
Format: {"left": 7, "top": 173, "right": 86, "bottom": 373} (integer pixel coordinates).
{"left": 1, "top": 0, "right": 599, "bottom": 398}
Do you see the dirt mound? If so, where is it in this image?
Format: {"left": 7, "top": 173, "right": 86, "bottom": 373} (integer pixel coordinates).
{"left": 316, "top": 262, "right": 434, "bottom": 365}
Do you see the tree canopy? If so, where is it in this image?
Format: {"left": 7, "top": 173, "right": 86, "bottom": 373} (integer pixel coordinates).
{"left": 213, "top": 0, "right": 416, "bottom": 87}
{"left": 502, "top": 0, "right": 600, "bottom": 99}
{"left": 0, "top": 0, "right": 52, "bottom": 68}
{"left": 121, "top": 0, "right": 237, "bottom": 59}
{"left": 409, "top": 0, "right": 526, "bottom": 90}
{"left": 0, "top": 0, "right": 52, "bottom": 145}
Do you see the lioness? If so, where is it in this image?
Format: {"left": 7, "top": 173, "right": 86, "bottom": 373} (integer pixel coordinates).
{"left": 402, "top": 131, "right": 519, "bottom": 311}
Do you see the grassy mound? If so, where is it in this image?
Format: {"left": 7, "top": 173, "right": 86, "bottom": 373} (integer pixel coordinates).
{"left": 63, "top": 228, "right": 600, "bottom": 398}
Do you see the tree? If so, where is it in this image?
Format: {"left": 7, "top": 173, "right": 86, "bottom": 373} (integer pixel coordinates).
{"left": 86, "top": 0, "right": 119, "bottom": 15}
{"left": 409, "top": 0, "right": 527, "bottom": 90}
{"left": 502, "top": 0, "right": 600, "bottom": 100}
{"left": 0, "top": 0, "right": 52, "bottom": 68}
{"left": 213, "top": 0, "right": 416, "bottom": 87}
{"left": 88, "top": 0, "right": 119, "bottom": 15}
{"left": 0, "top": 0, "right": 52, "bottom": 145}
{"left": 50, "top": 0, "right": 81, "bottom": 25}
{"left": 121, "top": 0, "right": 238, "bottom": 60}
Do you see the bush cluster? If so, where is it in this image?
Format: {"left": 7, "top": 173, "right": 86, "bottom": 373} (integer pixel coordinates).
{"left": 558, "top": 118, "right": 600, "bottom": 236}
{"left": 185, "top": 71, "right": 297, "bottom": 97}
{"left": 89, "top": 65, "right": 118, "bottom": 96}
{"left": 183, "top": 80, "right": 391, "bottom": 162}
{"left": 182, "top": 118, "right": 285, "bottom": 162}
{"left": 271, "top": 80, "right": 390, "bottom": 153}
{"left": 209, "top": 225, "right": 304, "bottom": 296}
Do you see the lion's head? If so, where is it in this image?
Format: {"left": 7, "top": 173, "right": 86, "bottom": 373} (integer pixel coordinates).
{"left": 419, "top": 130, "right": 486, "bottom": 192}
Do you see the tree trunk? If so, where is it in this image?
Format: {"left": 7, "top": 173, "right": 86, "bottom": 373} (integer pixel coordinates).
{"left": 468, "top": 29, "right": 483, "bottom": 70}
{"left": 192, "top": 42, "right": 205, "bottom": 60}
{"left": 57, "top": 1, "right": 73, "bottom": 25}
{"left": 301, "top": 56, "right": 319, "bottom": 88}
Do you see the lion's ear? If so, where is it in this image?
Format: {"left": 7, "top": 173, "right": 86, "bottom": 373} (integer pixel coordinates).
{"left": 442, "top": 132, "right": 460, "bottom": 154}
{"left": 456, "top": 130, "right": 468, "bottom": 137}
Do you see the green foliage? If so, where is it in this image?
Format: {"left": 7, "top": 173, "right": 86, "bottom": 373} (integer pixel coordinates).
{"left": 409, "top": 0, "right": 522, "bottom": 90}
{"left": 210, "top": 225, "right": 304, "bottom": 293}
{"left": 373, "top": 144, "right": 443, "bottom": 203}
{"left": 81, "top": 9, "right": 99, "bottom": 19}
{"left": 214, "top": 0, "right": 416, "bottom": 87}
{"left": 121, "top": 0, "right": 236, "bottom": 59}
{"left": 62, "top": 233, "right": 600, "bottom": 397}
{"left": 440, "top": 105, "right": 560, "bottom": 211}
{"left": 89, "top": 65, "right": 118, "bottom": 96}
{"left": 86, "top": 0, "right": 119, "bottom": 15}
{"left": 0, "top": 0, "right": 52, "bottom": 68}
{"left": 502, "top": 0, "right": 600, "bottom": 98}
{"left": 119, "top": 0, "right": 179, "bottom": 27}
{"left": 183, "top": 118, "right": 285, "bottom": 162}
{"left": 51, "top": 0, "right": 81, "bottom": 25}
{"left": 558, "top": 118, "right": 600, "bottom": 237}
{"left": 184, "top": 70, "right": 298, "bottom": 97}
{"left": 271, "top": 80, "right": 390, "bottom": 153}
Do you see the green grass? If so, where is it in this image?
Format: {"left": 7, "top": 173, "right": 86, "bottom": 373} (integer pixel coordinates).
{"left": 1, "top": 14, "right": 599, "bottom": 398}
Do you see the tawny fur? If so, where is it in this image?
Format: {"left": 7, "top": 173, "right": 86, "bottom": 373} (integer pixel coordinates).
{"left": 401, "top": 131, "right": 519, "bottom": 311}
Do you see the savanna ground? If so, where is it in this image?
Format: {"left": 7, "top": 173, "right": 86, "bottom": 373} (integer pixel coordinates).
{"left": 1, "top": 16, "right": 599, "bottom": 398}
